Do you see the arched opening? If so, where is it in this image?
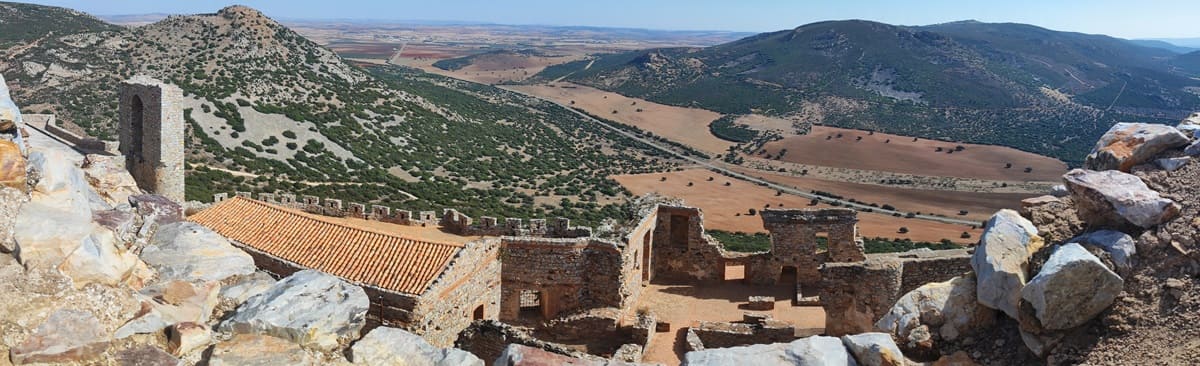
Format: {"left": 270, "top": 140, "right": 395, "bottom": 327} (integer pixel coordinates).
{"left": 129, "top": 95, "right": 145, "bottom": 161}
{"left": 472, "top": 305, "right": 485, "bottom": 320}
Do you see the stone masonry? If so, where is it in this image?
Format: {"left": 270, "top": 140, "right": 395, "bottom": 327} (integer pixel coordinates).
{"left": 119, "top": 76, "right": 184, "bottom": 202}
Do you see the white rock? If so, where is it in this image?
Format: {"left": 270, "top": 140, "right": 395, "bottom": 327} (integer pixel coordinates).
{"left": 219, "top": 269, "right": 369, "bottom": 351}
{"left": 207, "top": 334, "right": 316, "bottom": 366}
{"left": 9, "top": 309, "right": 110, "bottom": 364}
{"left": 141, "top": 222, "right": 255, "bottom": 283}
{"left": 1070, "top": 230, "right": 1136, "bottom": 271}
{"left": 1048, "top": 185, "right": 1069, "bottom": 198}
{"left": 683, "top": 335, "right": 858, "bottom": 366}
{"left": 1178, "top": 112, "right": 1200, "bottom": 136}
{"left": 1084, "top": 122, "right": 1190, "bottom": 172}
{"left": 1186, "top": 140, "right": 1200, "bottom": 157}
{"left": 116, "top": 280, "right": 221, "bottom": 338}
{"left": 875, "top": 275, "right": 993, "bottom": 343}
{"left": 219, "top": 271, "right": 277, "bottom": 307}
{"left": 971, "top": 210, "right": 1043, "bottom": 320}
{"left": 1063, "top": 169, "right": 1180, "bottom": 229}
{"left": 13, "top": 196, "right": 94, "bottom": 267}
{"left": 81, "top": 154, "right": 140, "bottom": 205}
{"left": 1155, "top": 157, "right": 1190, "bottom": 172}
{"left": 57, "top": 225, "right": 142, "bottom": 288}
{"left": 351, "top": 327, "right": 482, "bottom": 366}
{"left": 1021, "top": 243, "right": 1124, "bottom": 330}
{"left": 840, "top": 333, "right": 905, "bottom": 366}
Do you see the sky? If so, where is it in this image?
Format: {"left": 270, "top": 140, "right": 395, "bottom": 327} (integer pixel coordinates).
{"left": 20, "top": 0, "right": 1200, "bottom": 39}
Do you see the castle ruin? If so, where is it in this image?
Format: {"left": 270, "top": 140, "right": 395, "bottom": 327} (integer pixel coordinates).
{"left": 119, "top": 76, "right": 185, "bottom": 203}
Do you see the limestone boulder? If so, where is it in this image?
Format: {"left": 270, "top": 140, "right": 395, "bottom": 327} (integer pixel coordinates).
{"left": 93, "top": 208, "right": 138, "bottom": 242}
{"left": 219, "top": 269, "right": 369, "bottom": 351}
{"left": 116, "top": 280, "right": 220, "bottom": 338}
{"left": 841, "top": 333, "right": 905, "bottom": 366}
{"left": 13, "top": 197, "right": 94, "bottom": 266}
{"left": 682, "top": 336, "right": 858, "bottom": 366}
{"left": 27, "top": 149, "right": 106, "bottom": 211}
{"left": 1186, "top": 140, "right": 1200, "bottom": 157}
{"left": 207, "top": 334, "right": 316, "bottom": 366}
{"left": 1155, "top": 157, "right": 1190, "bottom": 172}
{"left": 130, "top": 194, "right": 183, "bottom": 224}
{"left": 1084, "top": 122, "right": 1190, "bottom": 172}
{"left": 57, "top": 225, "right": 143, "bottom": 288}
{"left": 494, "top": 344, "right": 624, "bottom": 366}
{"left": 81, "top": 154, "right": 140, "bottom": 205}
{"left": 219, "top": 271, "right": 277, "bottom": 307}
{"left": 0, "top": 140, "right": 24, "bottom": 189}
{"left": 167, "top": 322, "right": 211, "bottom": 357}
{"left": 875, "top": 275, "right": 994, "bottom": 344}
{"left": 1021, "top": 243, "right": 1124, "bottom": 330}
{"left": 351, "top": 327, "right": 482, "bottom": 366}
{"left": 114, "top": 346, "right": 181, "bottom": 366}
{"left": 141, "top": 222, "right": 255, "bottom": 283}
{"left": 1177, "top": 112, "right": 1200, "bottom": 137}
{"left": 9, "top": 309, "right": 110, "bottom": 364}
{"left": 0, "top": 186, "right": 28, "bottom": 252}
{"left": 971, "top": 210, "right": 1043, "bottom": 320}
{"left": 1070, "top": 230, "right": 1136, "bottom": 271}
{"left": 1063, "top": 169, "right": 1180, "bottom": 229}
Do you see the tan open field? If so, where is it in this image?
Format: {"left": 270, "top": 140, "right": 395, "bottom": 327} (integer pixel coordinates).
{"left": 506, "top": 83, "right": 734, "bottom": 155}
{"left": 726, "top": 166, "right": 1033, "bottom": 223}
{"left": 612, "top": 169, "right": 983, "bottom": 243}
{"left": 420, "top": 53, "right": 586, "bottom": 84}
{"left": 758, "top": 126, "right": 1068, "bottom": 182}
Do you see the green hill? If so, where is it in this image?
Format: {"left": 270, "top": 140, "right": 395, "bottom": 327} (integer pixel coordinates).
{"left": 0, "top": 1, "right": 121, "bottom": 48}
{"left": 534, "top": 20, "right": 1198, "bottom": 164}
{"left": 0, "top": 4, "right": 680, "bottom": 225}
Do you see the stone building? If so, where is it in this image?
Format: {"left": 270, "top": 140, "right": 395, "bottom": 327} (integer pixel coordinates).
{"left": 190, "top": 196, "right": 502, "bottom": 347}
{"left": 119, "top": 76, "right": 184, "bottom": 202}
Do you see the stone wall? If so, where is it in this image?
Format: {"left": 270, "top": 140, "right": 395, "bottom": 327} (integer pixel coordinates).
{"left": 455, "top": 320, "right": 600, "bottom": 365}
{"left": 119, "top": 76, "right": 184, "bottom": 202}
{"left": 651, "top": 205, "right": 727, "bottom": 281}
{"left": 686, "top": 319, "right": 795, "bottom": 350}
{"left": 409, "top": 238, "right": 503, "bottom": 347}
{"left": 747, "top": 208, "right": 864, "bottom": 286}
{"left": 497, "top": 237, "right": 639, "bottom": 321}
{"left": 819, "top": 249, "right": 973, "bottom": 336}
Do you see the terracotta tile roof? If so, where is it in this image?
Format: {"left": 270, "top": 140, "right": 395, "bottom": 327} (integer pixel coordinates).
{"left": 189, "top": 196, "right": 463, "bottom": 296}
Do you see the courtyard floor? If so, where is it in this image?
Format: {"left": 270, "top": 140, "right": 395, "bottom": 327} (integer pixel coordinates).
{"left": 634, "top": 269, "right": 826, "bottom": 365}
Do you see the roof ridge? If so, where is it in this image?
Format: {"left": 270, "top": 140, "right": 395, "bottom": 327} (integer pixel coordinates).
{"left": 223, "top": 196, "right": 464, "bottom": 249}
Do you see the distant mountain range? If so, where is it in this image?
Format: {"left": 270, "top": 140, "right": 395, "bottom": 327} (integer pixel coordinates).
{"left": 534, "top": 20, "right": 1200, "bottom": 164}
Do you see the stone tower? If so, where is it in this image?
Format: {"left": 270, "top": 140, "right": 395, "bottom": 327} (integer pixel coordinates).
{"left": 119, "top": 76, "right": 184, "bottom": 202}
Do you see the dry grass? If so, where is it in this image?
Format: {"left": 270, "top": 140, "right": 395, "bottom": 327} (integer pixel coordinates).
{"left": 612, "top": 169, "right": 983, "bottom": 243}
{"left": 506, "top": 83, "right": 734, "bottom": 155}
{"left": 758, "top": 126, "right": 1068, "bottom": 182}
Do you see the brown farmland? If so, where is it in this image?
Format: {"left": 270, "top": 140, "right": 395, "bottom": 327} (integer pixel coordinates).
{"left": 758, "top": 126, "right": 1068, "bottom": 181}
{"left": 507, "top": 83, "right": 734, "bottom": 155}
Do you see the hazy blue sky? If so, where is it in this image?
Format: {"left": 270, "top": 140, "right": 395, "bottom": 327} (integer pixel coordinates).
{"left": 21, "top": 0, "right": 1199, "bottom": 38}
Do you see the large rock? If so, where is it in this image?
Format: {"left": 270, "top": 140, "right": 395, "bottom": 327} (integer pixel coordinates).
{"left": 9, "top": 309, "right": 110, "bottom": 364}
{"left": 1155, "top": 157, "right": 1190, "bottom": 172}
{"left": 494, "top": 344, "right": 623, "bottom": 366}
{"left": 0, "top": 186, "right": 28, "bottom": 252}
{"left": 351, "top": 327, "right": 482, "bottom": 366}
{"left": 219, "top": 269, "right": 369, "bottom": 351}
{"left": 840, "top": 333, "right": 905, "bottom": 366}
{"left": 57, "top": 225, "right": 143, "bottom": 288}
{"left": 116, "top": 280, "right": 220, "bottom": 338}
{"left": 207, "top": 334, "right": 315, "bottom": 366}
{"left": 114, "top": 346, "right": 181, "bottom": 366}
{"left": 1021, "top": 243, "right": 1124, "bottom": 330}
{"left": 81, "top": 154, "right": 140, "bottom": 205}
{"left": 1070, "top": 230, "right": 1136, "bottom": 271}
{"left": 219, "top": 271, "right": 277, "bottom": 307}
{"left": 1063, "top": 169, "right": 1180, "bottom": 229}
{"left": 1084, "top": 122, "right": 1190, "bottom": 172}
{"left": 683, "top": 336, "right": 858, "bottom": 366}
{"left": 875, "top": 275, "right": 994, "bottom": 345}
{"left": 970, "top": 210, "right": 1043, "bottom": 320}
{"left": 0, "top": 73, "right": 20, "bottom": 132}
{"left": 0, "top": 140, "right": 24, "bottom": 189}
{"left": 1186, "top": 140, "right": 1200, "bottom": 157}
{"left": 167, "top": 322, "right": 210, "bottom": 357}
{"left": 27, "top": 149, "right": 106, "bottom": 211}
{"left": 13, "top": 199, "right": 94, "bottom": 266}
{"left": 129, "top": 194, "right": 183, "bottom": 224}
{"left": 141, "top": 222, "right": 255, "bottom": 282}
{"left": 1178, "top": 112, "right": 1200, "bottom": 137}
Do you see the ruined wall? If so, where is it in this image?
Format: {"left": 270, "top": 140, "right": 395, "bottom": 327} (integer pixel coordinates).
{"left": 498, "top": 237, "right": 634, "bottom": 321}
{"left": 410, "top": 238, "right": 503, "bottom": 347}
{"left": 687, "top": 320, "right": 795, "bottom": 350}
{"left": 819, "top": 249, "right": 973, "bottom": 336}
{"left": 747, "top": 208, "right": 864, "bottom": 286}
{"left": 455, "top": 320, "right": 600, "bottom": 365}
{"left": 651, "top": 206, "right": 727, "bottom": 282}
{"left": 119, "top": 76, "right": 184, "bottom": 202}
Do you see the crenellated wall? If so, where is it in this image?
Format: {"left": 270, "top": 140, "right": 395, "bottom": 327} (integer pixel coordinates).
{"left": 213, "top": 192, "right": 593, "bottom": 238}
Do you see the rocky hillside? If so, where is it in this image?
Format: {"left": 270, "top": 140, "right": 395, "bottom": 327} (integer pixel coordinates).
{"left": 534, "top": 20, "right": 1200, "bottom": 164}
{"left": 0, "top": 3, "right": 681, "bottom": 225}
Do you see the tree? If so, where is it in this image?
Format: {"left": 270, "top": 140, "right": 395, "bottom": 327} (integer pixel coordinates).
{"left": 961, "top": 232, "right": 972, "bottom": 239}
{"left": 1005, "top": 163, "right": 1012, "bottom": 169}
{"left": 748, "top": 208, "right": 757, "bottom": 216}
{"left": 1024, "top": 167, "right": 1033, "bottom": 173}
{"left": 958, "top": 210, "right": 969, "bottom": 216}
{"left": 898, "top": 227, "right": 909, "bottom": 234}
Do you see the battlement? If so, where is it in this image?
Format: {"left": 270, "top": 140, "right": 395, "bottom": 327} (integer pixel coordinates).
{"left": 213, "top": 192, "right": 594, "bottom": 238}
